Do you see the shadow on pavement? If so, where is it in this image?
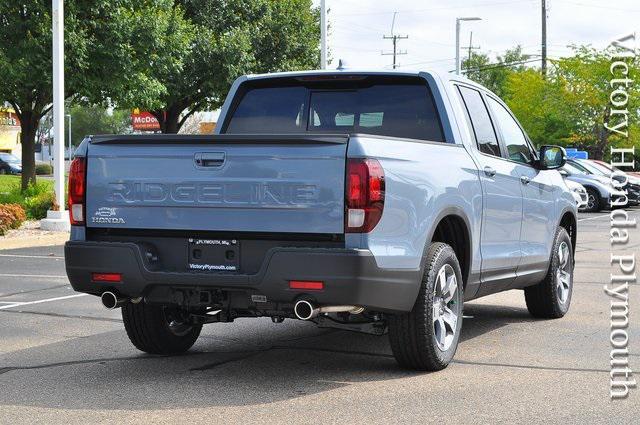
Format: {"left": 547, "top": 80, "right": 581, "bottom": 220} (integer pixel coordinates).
{"left": 0, "top": 303, "right": 535, "bottom": 410}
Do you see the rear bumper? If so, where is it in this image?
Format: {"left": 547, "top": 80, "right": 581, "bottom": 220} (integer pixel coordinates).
{"left": 64, "top": 241, "right": 421, "bottom": 312}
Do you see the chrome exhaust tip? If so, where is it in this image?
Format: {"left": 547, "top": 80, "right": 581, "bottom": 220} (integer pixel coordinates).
{"left": 100, "top": 291, "right": 127, "bottom": 310}
{"left": 293, "top": 300, "right": 364, "bottom": 320}
{"left": 294, "top": 300, "right": 317, "bottom": 320}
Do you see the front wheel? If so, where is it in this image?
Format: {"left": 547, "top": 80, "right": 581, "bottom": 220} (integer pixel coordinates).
{"left": 122, "top": 302, "right": 202, "bottom": 354}
{"left": 524, "top": 227, "right": 573, "bottom": 319}
{"left": 584, "top": 187, "right": 601, "bottom": 212}
{"left": 388, "top": 242, "right": 464, "bottom": 371}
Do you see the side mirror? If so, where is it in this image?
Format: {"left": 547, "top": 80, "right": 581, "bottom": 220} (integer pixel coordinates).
{"left": 538, "top": 145, "right": 566, "bottom": 170}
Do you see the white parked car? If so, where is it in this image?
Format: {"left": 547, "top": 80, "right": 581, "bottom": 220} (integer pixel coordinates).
{"left": 564, "top": 178, "right": 588, "bottom": 210}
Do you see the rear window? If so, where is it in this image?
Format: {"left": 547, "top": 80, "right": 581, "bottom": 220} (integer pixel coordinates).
{"left": 224, "top": 77, "right": 444, "bottom": 142}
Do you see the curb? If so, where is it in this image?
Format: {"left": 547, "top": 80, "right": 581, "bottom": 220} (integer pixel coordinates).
{"left": 0, "top": 233, "right": 69, "bottom": 251}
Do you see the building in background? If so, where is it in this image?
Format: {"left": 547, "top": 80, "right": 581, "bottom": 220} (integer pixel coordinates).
{"left": 0, "top": 108, "right": 21, "bottom": 157}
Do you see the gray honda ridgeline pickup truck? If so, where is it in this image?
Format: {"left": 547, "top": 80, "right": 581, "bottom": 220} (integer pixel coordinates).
{"left": 65, "top": 70, "right": 577, "bottom": 371}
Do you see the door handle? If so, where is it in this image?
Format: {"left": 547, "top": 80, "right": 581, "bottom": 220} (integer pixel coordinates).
{"left": 483, "top": 166, "right": 496, "bottom": 177}
{"left": 195, "top": 152, "right": 225, "bottom": 168}
{"left": 520, "top": 175, "right": 531, "bottom": 185}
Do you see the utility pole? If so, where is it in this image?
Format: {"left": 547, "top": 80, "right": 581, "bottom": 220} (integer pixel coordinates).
{"left": 455, "top": 17, "right": 482, "bottom": 75}
{"left": 320, "top": 0, "right": 327, "bottom": 69}
{"left": 461, "top": 31, "right": 481, "bottom": 74}
{"left": 382, "top": 12, "right": 407, "bottom": 69}
{"left": 541, "top": 0, "right": 547, "bottom": 77}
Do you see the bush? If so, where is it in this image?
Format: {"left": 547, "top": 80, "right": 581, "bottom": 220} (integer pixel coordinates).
{"left": 35, "top": 163, "right": 53, "bottom": 175}
{"left": 23, "top": 191, "right": 55, "bottom": 219}
{"left": 0, "top": 203, "right": 26, "bottom": 235}
{"left": 0, "top": 180, "right": 56, "bottom": 220}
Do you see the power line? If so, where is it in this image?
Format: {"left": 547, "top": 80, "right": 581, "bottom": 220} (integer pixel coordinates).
{"left": 461, "top": 31, "right": 481, "bottom": 71}
{"left": 395, "top": 58, "right": 457, "bottom": 68}
{"left": 381, "top": 12, "right": 408, "bottom": 69}
{"left": 452, "top": 57, "right": 541, "bottom": 73}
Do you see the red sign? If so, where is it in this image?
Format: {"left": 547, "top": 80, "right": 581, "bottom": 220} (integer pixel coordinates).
{"left": 131, "top": 110, "right": 160, "bottom": 131}
{"left": 0, "top": 110, "right": 20, "bottom": 127}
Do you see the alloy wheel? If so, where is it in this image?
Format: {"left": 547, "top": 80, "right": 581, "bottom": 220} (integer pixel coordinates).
{"left": 556, "top": 241, "right": 572, "bottom": 304}
{"left": 432, "top": 264, "right": 460, "bottom": 351}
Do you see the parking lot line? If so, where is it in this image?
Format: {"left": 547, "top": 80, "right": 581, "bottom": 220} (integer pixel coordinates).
{"left": 0, "top": 293, "right": 88, "bottom": 310}
{"left": 0, "top": 254, "right": 64, "bottom": 259}
{"left": 0, "top": 273, "right": 67, "bottom": 279}
{"left": 577, "top": 213, "right": 610, "bottom": 222}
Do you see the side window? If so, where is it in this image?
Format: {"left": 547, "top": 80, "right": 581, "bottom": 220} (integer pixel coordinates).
{"left": 456, "top": 86, "right": 500, "bottom": 157}
{"left": 485, "top": 97, "right": 533, "bottom": 164}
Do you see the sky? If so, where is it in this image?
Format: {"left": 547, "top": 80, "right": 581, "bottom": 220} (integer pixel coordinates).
{"left": 312, "top": 0, "right": 640, "bottom": 72}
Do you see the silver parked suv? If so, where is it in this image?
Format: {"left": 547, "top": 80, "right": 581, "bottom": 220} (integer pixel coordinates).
{"left": 65, "top": 70, "right": 577, "bottom": 371}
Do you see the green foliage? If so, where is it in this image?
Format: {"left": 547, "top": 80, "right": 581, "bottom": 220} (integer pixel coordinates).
{"left": 467, "top": 44, "right": 639, "bottom": 162}
{"left": 69, "top": 105, "right": 131, "bottom": 146}
{"left": 35, "top": 163, "right": 53, "bottom": 175}
{"left": 0, "top": 0, "right": 145, "bottom": 189}
{"left": 0, "top": 177, "right": 55, "bottom": 219}
{"left": 105, "top": 0, "right": 321, "bottom": 133}
{"left": 462, "top": 46, "right": 531, "bottom": 98}
{"left": 503, "top": 70, "right": 573, "bottom": 146}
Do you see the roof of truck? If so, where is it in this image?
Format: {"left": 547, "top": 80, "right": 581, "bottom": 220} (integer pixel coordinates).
{"left": 247, "top": 68, "right": 474, "bottom": 81}
{"left": 243, "top": 68, "right": 486, "bottom": 92}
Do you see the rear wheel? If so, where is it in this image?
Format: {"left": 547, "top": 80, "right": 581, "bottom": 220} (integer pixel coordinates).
{"left": 122, "top": 302, "right": 202, "bottom": 354}
{"left": 584, "top": 187, "right": 601, "bottom": 212}
{"left": 388, "top": 243, "right": 463, "bottom": 371}
{"left": 525, "top": 227, "right": 573, "bottom": 319}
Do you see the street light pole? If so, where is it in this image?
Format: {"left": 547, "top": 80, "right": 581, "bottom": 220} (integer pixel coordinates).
{"left": 66, "top": 114, "right": 72, "bottom": 160}
{"left": 455, "top": 17, "right": 482, "bottom": 75}
{"left": 320, "top": 0, "right": 327, "bottom": 69}
{"left": 41, "top": 0, "right": 70, "bottom": 231}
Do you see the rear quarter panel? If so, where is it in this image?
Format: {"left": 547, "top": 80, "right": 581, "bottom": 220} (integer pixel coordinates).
{"left": 346, "top": 136, "right": 482, "bottom": 278}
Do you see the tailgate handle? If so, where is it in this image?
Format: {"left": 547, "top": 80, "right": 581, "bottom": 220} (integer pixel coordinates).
{"left": 195, "top": 152, "right": 225, "bottom": 168}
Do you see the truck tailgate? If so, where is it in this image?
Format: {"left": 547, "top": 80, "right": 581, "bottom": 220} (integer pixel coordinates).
{"left": 85, "top": 135, "right": 347, "bottom": 234}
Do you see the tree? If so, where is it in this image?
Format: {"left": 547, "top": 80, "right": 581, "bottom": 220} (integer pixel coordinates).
{"left": 69, "top": 106, "right": 131, "bottom": 147}
{"left": 503, "top": 69, "right": 573, "bottom": 146}
{"left": 553, "top": 46, "right": 640, "bottom": 159}
{"left": 108, "top": 0, "right": 320, "bottom": 134}
{"left": 504, "top": 46, "right": 640, "bottom": 160}
{"left": 0, "top": 0, "right": 169, "bottom": 190}
{"left": 462, "top": 46, "right": 531, "bottom": 98}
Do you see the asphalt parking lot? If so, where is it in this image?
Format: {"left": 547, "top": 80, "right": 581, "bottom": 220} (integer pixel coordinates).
{"left": 1, "top": 211, "right": 638, "bottom": 424}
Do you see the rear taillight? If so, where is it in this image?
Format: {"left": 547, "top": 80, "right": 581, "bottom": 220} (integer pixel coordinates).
{"left": 68, "top": 157, "right": 86, "bottom": 225}
{"left": 345, "top": 158, "right": 385, "bottom": 233}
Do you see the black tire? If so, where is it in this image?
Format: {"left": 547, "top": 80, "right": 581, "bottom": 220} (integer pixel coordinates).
{"left": 388, "top": 242, "right": 464, "bottom": 371}
{"left": 122, "top": 302, "right": 202, "bottom": 354}
{"left": 525, "top": 227, "right": 573, "bottom": 319}
{"left": 584, "top": 187, "right": 601, "bottom": 212}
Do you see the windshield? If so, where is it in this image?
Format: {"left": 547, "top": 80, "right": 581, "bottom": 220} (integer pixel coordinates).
{"left": 563, "top": 162, "right": 589, "bottom": 175}
{"left": 575, "top": 160, "right": 609, "bottom": 176}
{"left": 566, "top": 160, "right": 593, "bottom": 175}
{"left": 224, "top": 77, "right": 445, "bottom": 142}
{"left": 0, "top": 153, "right": 20, "bottom": 163}
{"left": 587, "top": 160, "right": 625, "bottom": 176}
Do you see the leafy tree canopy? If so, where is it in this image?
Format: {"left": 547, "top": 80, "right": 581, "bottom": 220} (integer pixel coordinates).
{"left": 102, "top": 0, "right": 321, "bottom": 133}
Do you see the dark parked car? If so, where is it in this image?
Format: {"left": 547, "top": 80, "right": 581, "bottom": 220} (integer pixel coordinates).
{"left": 0, "top": 153, "right": 22, "bottom": 175}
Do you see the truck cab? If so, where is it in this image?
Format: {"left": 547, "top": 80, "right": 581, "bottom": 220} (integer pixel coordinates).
{"left": 65, "top": 69, "right": 577, "bottom": 371}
